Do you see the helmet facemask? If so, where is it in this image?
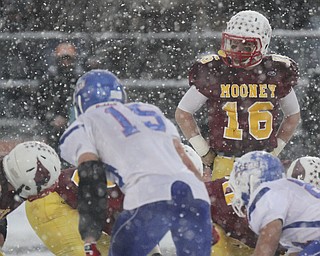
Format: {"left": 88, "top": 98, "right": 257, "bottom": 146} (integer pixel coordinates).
{"left": 220, "top": 33, "right": 263, "bottom": 68}
{"left": 229, "top": 165, "right": 252, "bottom": 218}
{"left": 229, "top": 151, "right": 284, "bottom": 218}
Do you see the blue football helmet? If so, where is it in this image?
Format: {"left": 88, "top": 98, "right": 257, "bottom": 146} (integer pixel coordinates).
{"left": 73, "top": 69, "right": 127, "bottom": 116}
{"left": 229, "top": 151, "right": 285, "bottom": 217}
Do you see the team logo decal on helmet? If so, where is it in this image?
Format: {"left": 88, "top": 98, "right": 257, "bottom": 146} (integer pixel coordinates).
{"left": 33, "top": 157, "right": 51, "bottom": 194}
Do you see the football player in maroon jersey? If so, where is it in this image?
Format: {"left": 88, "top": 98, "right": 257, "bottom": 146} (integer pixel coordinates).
{"left": 26, "top": 167, "right": 167, "bottom": 256}
{"left": 25, "top": 143, "right": 205, "bottom": 256}
{"left": 175, "top": 10, "right": 300, "bottom": 178}
{"left": 0, "top": 141, "right": 61, "bottom": 256}
{"left": 175, "top": 10, "right": 301, "bottom": 255}
{"left": 26, "top": 167, "right": 123, "bottom": 256}
{"left": 25, "top": 143, "right": 299, "bottom": 256}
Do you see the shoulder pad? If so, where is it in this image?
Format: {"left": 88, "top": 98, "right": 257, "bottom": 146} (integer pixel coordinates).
{"left": 197, "top": 53, "right": 220, "bottom": 65}
{"left": 270, "top": 54, "right": 294, "bottom": 67}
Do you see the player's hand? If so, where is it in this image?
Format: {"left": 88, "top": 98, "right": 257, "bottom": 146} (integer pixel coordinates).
{"left": 201, "top": 148, "right": 216, "bottom": 167}
{"left": 84, "top": 243, "right": 101, "bottom": 256}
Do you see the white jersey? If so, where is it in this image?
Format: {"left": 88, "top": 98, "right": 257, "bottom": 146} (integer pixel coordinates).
{"left": 248, "top": 178, "right": 320, "bottom": 254}
{"left": 59, "top": 102, "right": 210, "bottom": 210}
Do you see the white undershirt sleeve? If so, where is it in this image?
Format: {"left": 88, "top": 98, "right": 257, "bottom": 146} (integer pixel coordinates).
{"left": 279, "top": 88, "right": 300, "bottom": 117}
{"left": 177, "top": 85, "right": 208, "bottom": 114}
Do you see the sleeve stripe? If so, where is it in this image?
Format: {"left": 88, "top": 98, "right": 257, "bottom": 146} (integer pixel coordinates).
{"left": 283, "top": 221, "right": 320, "bottom": 230}
{"left": 248, "top": 187, "right": 270, "bottom": 222}
{"left": 59, "top": 124, "right": 84, "bottom": 146}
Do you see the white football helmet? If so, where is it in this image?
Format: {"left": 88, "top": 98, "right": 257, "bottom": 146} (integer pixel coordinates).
{"left": 3, "top": 141, "right": 61, "bottom": 199}
{"left": 219, "top": 10, "right": 272, "bottom": 68}
{"left": 229, "top": 151, "right": 284, "bottom": 217}
{"left": 286, "top": 156, "right": 320, "bottom": 189}
{"left": 182, "top": 144, "right": 203, "bottom": 176}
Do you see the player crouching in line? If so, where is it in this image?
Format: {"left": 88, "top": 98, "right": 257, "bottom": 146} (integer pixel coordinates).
{"left": 229, "top": 151, "right": 320, "bottom": 256}
{"left": 0, "top": 141, "right": 61, "bottom": 256}
{"left": 25, "top": 170, "right": 164, "bottom": 255}
{"left": 206, "top": 154, "right": 320, "bottom": 256}
{"left": 25, "top": 144, "right": 203, "bottom": 256}
{"left": 26, "top": 167, "right": 122, "bottom": 256}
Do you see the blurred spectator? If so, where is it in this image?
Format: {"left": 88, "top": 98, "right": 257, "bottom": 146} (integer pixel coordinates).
{"left": 35, "top": 42, "right": 83, "bottom": 152}
{"left": 300, "top": 69, "right": 320, "bottom": 156}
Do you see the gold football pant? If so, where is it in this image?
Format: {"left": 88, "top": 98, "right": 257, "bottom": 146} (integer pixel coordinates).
{"left": 210, "top": 157, "right": 254, "bottom": 256}
{"left": 211, "top": 224, "right": 253, "bottom": 256}
{"left": 25, "top": 192, "right": 110, "bottom": 256}
{"left": 211, "top": 155, "right": 236, "bottom": 180}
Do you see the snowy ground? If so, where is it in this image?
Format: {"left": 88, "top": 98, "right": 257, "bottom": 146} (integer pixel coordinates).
{"left": 3, "top": 203, "right": 176, "bottom": 255}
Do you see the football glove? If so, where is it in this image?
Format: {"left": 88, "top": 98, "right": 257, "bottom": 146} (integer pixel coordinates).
{"left": 84, "top": 242, "right": 101, "bottom": 256}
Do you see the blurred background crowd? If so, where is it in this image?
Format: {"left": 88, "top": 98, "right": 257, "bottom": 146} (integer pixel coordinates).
{"left": 0, "top": 0, "right": 319, "bottom": 159}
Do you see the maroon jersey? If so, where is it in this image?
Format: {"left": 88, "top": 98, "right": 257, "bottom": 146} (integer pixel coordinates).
{"left": 55, "top": 168, "right": 124, "bottom": 235}
{"left": 205, "top": 178, "right": 257, "bottom": 248}
{"left": 189, "top": 53, "right": 299, "bottom": 156}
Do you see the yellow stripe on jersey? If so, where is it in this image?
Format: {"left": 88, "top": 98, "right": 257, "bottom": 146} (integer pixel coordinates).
{"left": 222, "top": 180, "right": 234, "bottom": 206}
{"left": 71, "top": 169, "right": 115, "bottom": 188}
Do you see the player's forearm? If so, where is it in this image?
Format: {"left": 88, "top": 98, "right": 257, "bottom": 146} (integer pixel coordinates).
{"left": 175, "top": 108, "right": 211, "bottom": 158}
{"left": 253, "top": 220, "right": 282, "bottom": 256}
{"left": 276, "top": 112, "right": 301, "bottom": 142}
{"left": 175, "top": 108, "right": 200, "bottom": 140}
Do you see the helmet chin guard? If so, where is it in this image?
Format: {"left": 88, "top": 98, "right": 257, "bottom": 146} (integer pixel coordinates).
{"left": 3, "top": 141, "right": 61, "bottom": 199}
{"left": 220, "top": 10, "right": 272, "bottom": 68}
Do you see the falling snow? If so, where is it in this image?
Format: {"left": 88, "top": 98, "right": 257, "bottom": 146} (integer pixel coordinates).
{"left": 0, "top": 1, "right": 319, "bottom": 255}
